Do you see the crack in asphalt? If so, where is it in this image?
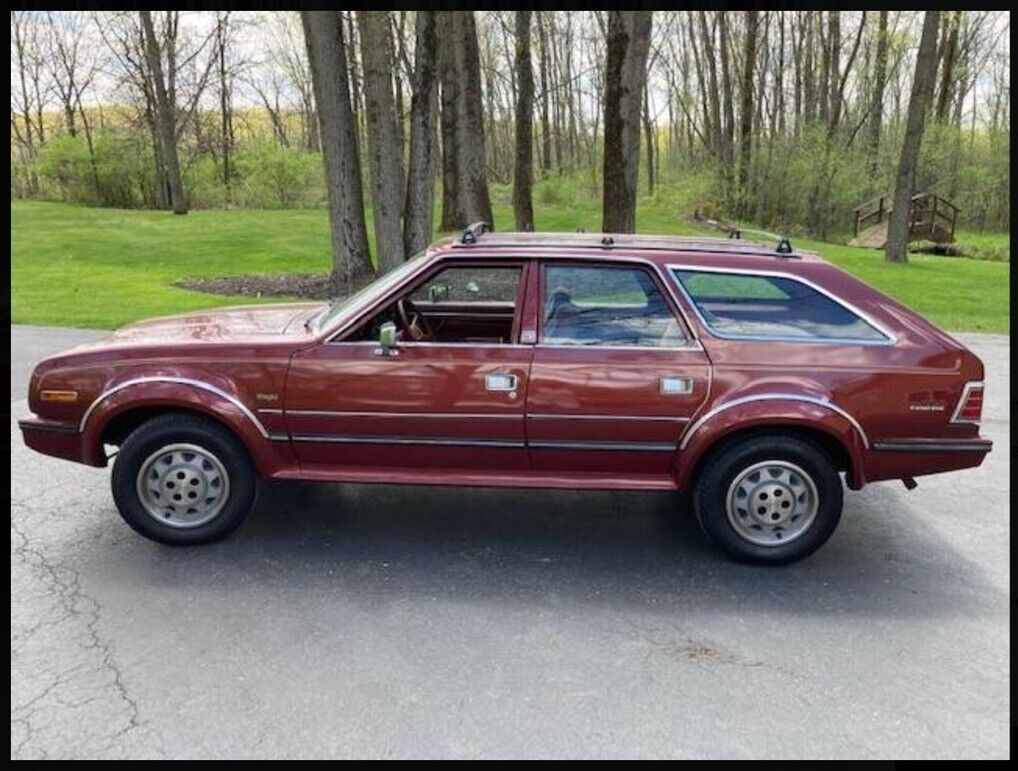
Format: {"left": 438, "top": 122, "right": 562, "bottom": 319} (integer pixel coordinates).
{"left": 11, "top": 501, "right": 147, "bottom": 758}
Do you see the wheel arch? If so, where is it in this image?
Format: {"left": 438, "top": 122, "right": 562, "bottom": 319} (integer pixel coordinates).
{"left": 674, "top": 399, "right": 867, "bottom": 492}
{"left": 80, "top": 378, "right": 283, "bottom": 475}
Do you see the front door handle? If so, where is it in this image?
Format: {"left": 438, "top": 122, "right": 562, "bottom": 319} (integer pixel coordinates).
{"left": 660, "top": 376, "right": 693, "bottom": 395}
{"left": 485, "top": 373, "right": 518, "bottom": 392}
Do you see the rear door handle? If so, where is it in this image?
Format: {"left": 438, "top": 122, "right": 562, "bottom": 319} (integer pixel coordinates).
{"left": 660, "top": 376, "right": 693, "bottom": 395}
{"left": 485, "top": 373, "right": 518, "bottom": 392}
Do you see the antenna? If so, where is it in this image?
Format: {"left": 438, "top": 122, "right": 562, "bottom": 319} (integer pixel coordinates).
{"left": 776, "top": 236, "right": 794, "bottom": 255}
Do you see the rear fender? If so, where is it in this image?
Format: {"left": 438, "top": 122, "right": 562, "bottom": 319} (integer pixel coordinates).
{"left": 673, "top": 396, "right": 868, "bottom": 491}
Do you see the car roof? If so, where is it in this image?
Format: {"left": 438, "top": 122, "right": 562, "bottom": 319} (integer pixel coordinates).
{"left": 427, "top": 229, "right": 823, "bottom": 265}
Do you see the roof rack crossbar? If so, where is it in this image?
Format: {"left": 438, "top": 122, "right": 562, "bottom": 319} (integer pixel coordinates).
{"left": 460, "top": 221, "right": 490, "bottom": 244}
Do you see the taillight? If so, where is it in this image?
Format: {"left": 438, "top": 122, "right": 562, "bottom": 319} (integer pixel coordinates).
{"left": 950, "top": 382, "right": 984, "bottom": 424}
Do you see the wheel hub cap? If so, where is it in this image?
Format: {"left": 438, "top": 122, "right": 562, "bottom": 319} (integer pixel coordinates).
{"left": 136, "top": 443, "right": 230, "bottom": 528}
{"left": 726, "top": 460, "right": 819, "bottom": 546}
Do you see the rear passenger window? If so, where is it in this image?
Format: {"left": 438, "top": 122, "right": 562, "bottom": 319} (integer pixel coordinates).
{"left": 542, "top": 265, "right": 686, "bottom": 347}
{"left": 672, "top": 269, "right": 890, "bottom": 343}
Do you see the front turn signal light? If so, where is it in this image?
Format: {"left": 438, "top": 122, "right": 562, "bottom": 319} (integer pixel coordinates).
{"left": 39, "top": 389, "right": 79, "bottom": 403}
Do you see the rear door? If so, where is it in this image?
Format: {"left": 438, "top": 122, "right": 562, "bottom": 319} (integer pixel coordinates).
{"left": 525, "top": 260, "right": 711, "bottom": 478}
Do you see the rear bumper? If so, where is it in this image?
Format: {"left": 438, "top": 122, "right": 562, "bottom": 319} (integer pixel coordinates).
{"left": 18, "top": 415, "right": 88, "bottom": 464}
{"left": 863, "top": 437, "right": 992, "bottom": 482}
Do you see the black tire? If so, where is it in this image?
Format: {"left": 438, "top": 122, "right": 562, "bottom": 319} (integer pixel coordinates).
{"left": 111, "top": 412, "right": 257, "bottom": 545}
{"left": 693, "top": 434, "right": 843, "bottom": 565}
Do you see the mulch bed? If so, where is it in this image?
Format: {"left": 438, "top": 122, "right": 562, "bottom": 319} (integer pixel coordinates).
{"left": 175, "top": 272, "right": 374, "bottom": 301}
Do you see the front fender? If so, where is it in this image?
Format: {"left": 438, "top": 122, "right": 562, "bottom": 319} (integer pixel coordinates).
{"left": 673, "top": 395, "right": 869, "bottom": 491}
{"left": 79, "top": 375, "right": 283, "bottom": 473}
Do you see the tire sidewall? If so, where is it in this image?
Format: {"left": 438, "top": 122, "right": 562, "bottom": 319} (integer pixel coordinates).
{"left": 112, "top": 415, "right": 256, "bottom": 545}
{"left": 694, "top": 435, "right": 843, "bottom": 565}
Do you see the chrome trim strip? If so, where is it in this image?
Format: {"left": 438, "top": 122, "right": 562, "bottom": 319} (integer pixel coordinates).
{"left": 533, "top": 342, "right": 703, "bottom": 353}
{"left": 267, "top": 433, "right": 290, "bottom": 442}
{"left": 678, "top": 393, "right": 870, "bottom": 450}
{"left": 257, "top": 408, "right": 284, "bottom": 415}
{"left": 287, "top": 409, "right": 521, "bottom": 420}
{"left": 290, "top": 434, "right": 526, "bottom": 449}
{"left": 871, "top": 440, "right": 991, "bottom": 453}
{"left": 527, "top": 413, "right": 690, "bottom": 423}
{"left": 529, "top": 440, "right": 676, "bottom": 452}
{"left": 949, "top": 381, "right": 984, "bottom": 425}
{"left": 79, "top": 377, "right": 270, "bottom": 438}
{"left": 666, "top": 264, "right": 898, "bottom": 346}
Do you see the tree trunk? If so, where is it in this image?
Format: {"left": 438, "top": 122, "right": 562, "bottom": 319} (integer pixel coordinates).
{"left": 513, "top": 11, "right": 535, "bottom": 231}
{"left": 935, "top": 11, "right": 961, "bottom": 122}
{"left": 301, "top": 11, "right": 372, "bottom": 286}
{"left": 357, "top": 11, "right": 406, "bottom": 273}
{"left": 601, "top": 11, "right": 652, "bottom": 233}
{"left": 438, "top": 13, "right": 464, "bottom": 231}
{"left": 737, "top": 11, "right": 759, "bottom": 216}
{"left": 403, "top": 11, "right": 438, "bottom": 256}
{"left": 643, "top": 80, "right": 655, "bottom": 195}
{"left": 536, "top": 12, "right": 553, "bottom": 175}
{"left": 886, "top": 11, "right": 940, "bottom": 264}
{"left": 140, "top": 11, "right": 187, "bottom": 214}
{"left": 452, "top": 12, "right": 494, "bottom": 228}
{"left": 866, "top": 11, "right": 889, "bottom": 180}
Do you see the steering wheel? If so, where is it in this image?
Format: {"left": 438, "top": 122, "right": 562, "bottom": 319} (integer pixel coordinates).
{"left": 396, "top": 297, "right": 434, "bottom": 342}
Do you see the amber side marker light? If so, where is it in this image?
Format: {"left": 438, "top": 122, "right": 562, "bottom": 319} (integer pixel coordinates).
{"left": 39, "top": 389, "right": 79, "bottom": 403}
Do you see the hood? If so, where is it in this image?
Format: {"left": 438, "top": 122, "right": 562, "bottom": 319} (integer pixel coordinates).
{"left": 105, "top": 302, "right": 327, "bottom": 344}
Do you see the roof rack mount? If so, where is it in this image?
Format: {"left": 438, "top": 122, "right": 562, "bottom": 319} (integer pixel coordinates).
{"left": 460, "top": 221, "right": 490, "bottom": 244}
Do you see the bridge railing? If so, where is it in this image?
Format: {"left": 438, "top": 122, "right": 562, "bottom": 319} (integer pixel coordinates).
{"left": 852, "top": 193, "right": 959, "bottom": 242}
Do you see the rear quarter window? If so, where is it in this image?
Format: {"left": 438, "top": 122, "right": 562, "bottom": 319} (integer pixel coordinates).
{"left": 672, "top": 269, "right": 891, "bottom": 343}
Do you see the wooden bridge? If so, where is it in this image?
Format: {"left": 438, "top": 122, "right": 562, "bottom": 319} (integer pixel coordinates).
{"left": 849, "top": 193, "right": 960, "bottom": 249}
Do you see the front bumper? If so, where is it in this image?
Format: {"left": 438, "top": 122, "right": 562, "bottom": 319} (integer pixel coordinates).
{"left": 18, "top": 415, "right": 86, "bottom": 464}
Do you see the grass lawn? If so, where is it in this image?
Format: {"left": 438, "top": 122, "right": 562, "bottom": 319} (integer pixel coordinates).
{"left": 10, "top": 198, "right": 1011, "bottom": 333}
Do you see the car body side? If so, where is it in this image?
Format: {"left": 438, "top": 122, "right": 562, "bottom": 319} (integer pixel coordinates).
{"left": 20, "top": 243, "right": 991, "bottom": 492}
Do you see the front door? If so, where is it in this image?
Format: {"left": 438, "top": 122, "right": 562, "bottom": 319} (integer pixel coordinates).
{"left": 285, "top": 261, "right": 532, "bottom": 475}
{"left": 525, "top": 261, "right": 711, "bottom": 479}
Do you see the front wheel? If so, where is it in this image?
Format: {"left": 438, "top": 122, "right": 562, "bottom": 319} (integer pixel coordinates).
{"left": 111, "top": 413, "right": 257, "bottom": 545}
{"left": 693, "top": 435, "right": 843, "bottom": 565}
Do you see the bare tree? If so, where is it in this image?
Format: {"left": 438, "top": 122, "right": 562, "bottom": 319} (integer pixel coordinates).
{"left": 452, "top": 11, "right": 495, "bottom": 228}
{"left": 602, "top": 10, "right": 652, "bottom": 233}
{"left": 886, "top": 11, "right": 940, "bottom": 264}
{"left": 866, "top": 11, "right": 890, "bottom": 179}
{"left": 736, "top": 11, "right": 759, "bottom": 215}
{"left": 140, "top": 11, "right": 187, "bottom": 214}
{"left": 403, "top": 11, "right": 439, "bottom": 256}
{"left": 301, "top": 11, "right": 371, "bottom": 285}
{"left": 357, "top": 11, "right": 405, "bottom": 272}
{"left": 512, "top": 11, "right": 535, "bottom": 231}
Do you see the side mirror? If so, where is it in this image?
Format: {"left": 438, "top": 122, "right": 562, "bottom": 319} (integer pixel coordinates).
{"left": 377, "top": 321, "right": 398, "bottom": 356}
{"left": 428, "top": 283, "right": 449, "bottom": 302}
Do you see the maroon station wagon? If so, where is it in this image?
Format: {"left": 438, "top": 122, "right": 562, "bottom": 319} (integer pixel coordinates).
{"left": 20, "top": 225, "right": 992, "bottom": 564}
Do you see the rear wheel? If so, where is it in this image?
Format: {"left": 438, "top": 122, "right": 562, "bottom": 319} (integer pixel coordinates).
{"left": 111, "top": 413, "right": 257, "bottom": 545}
{"left": 693, "top": 435, "right": 843, "bottom": 565}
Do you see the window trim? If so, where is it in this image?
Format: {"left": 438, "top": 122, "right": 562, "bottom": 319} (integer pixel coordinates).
{"left": 537, "top": 260, "right": 695, "bottom": 351}
{"left": 667, "top": 264, "right": 897, "bottom": 346}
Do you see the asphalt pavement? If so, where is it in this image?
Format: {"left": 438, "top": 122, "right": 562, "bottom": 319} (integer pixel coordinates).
{"left": 10, "top": 325, "right": 1010, "bottom": 759}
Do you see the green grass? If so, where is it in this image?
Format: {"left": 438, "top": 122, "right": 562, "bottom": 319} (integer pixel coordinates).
{"left": 11, "top": 198, "right": 1011, "bottom": 333}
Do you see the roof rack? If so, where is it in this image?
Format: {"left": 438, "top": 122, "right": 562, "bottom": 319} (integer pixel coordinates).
{"left": 450, "top": 230, "right": 808, "bottom": 258}
{"left": 460, "top": 221, "right": 490, "bottom": 244}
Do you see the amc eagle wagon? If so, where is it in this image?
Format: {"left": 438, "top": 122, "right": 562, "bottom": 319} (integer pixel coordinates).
{"left": 20, "top": 225, "right": 992, "bottom": 564}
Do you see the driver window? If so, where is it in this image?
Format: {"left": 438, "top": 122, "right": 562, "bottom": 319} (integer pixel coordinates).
{"left": 350, "top": 264, "right": 522, "bottom": 345}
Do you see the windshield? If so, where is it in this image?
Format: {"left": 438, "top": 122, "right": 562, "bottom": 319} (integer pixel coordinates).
{"left": 313, "top": 251, "right": 430, "bottom": 334}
